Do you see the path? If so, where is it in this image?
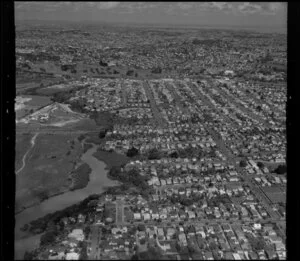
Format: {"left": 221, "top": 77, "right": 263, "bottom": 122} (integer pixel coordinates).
{"left": 16, "top": 133, "right": 39, "bottom": 175}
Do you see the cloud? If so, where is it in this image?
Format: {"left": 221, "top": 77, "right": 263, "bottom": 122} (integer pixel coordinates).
{"left": 211, "top": 2, "right": 230, "bottom": 10}
{"left": 15, "top": 1, "right": 286, "bottom": 18}
{"left": 238, "top": 2, "right": 262, "bottom": 14}
{"left": 177, "top": 3, "right": 194, "bottom": 10}
{"left": 96, "top": 2, "right": 120, "bottom": 10}
{"left": 268, "top": 2, "right": 283, "bottom": 12}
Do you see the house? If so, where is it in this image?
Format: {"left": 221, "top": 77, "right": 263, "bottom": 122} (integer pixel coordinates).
{"left": 179, "top": 210, "right": 186, "bottom": 219}
{"left": 232, "top": 253, "right": 242, "bottom": 260}
{"left": 48, "top": 252, "right": 65, "bottom": 260}
{"left": 166, "top": 228, "right": 176, "bottom": 239}
{"left": 157, "top": 228, "right": 165, "bottom": 240}
{"left": 68, "top": 229, "right": 84, "bottom": 241}
{"left": 204, "top": 251, "right": 214, "bottom": 260}
{"left": 188, "top": 211, "right": 196, "bottom": 219}
{"left": 269, "top": 235, "right": 282, "bottom": 244}
{"left": 248, "top": 251, "right": 258, "bottom": 260}
{"left": 178, "top": 233, "right": 187, "bottom": 246}
{"left": 224, "top": 252, "right": 234, "bottom": 260}
{"left": 143, "top": 213, "right": 151, "bottom": 221}
{"left": 65, "top": 252, "right": 80, "bottom": 260}
{"left": 134, "top": 213, "right": 141, "bottom": 220}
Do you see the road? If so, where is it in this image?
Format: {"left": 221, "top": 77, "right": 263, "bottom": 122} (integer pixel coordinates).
{"left": 142, "top": 80, "right": 167, "bottom": 127}
{"left": 115, "top": 217, "right": 285, "bottom": 228}
{"left": 188, "top": 81, "right": 242, "bottom": 139}
{"left": 88, "top": 225, "right": 102, "bottom": 260}
{"left": 16, "top": 132, "right": 39, "bottom": 175}
{"left": 116, "top": 200, "right": 124, "bottom": 224}
{"left": 120, "top": 78, "right": 128, "bottom": 106}
{"left": 164, "top": 81, "right": 189, "bottom": 114}
{"left": 185, "top": 80, "right": 282, "bottom": 220}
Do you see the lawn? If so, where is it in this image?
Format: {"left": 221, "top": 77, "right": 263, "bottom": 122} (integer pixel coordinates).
{"left": 15, "top": 133, "right": 85, "bottom": 213}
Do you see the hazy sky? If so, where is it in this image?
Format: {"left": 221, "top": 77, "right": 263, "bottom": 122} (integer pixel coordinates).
{"left": 15, "top": 2, "right": 287, "bottom": 30}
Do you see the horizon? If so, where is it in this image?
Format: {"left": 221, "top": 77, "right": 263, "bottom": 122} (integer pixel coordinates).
{"left": 15, "top": 2, "right": 287, "bottom": 34}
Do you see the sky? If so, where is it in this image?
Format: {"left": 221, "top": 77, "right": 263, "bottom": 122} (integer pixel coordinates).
{"left": 15, "top": 2, "right": 287, "bottom": 32}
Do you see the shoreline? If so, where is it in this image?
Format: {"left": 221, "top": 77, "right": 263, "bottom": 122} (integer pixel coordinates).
{"left": 15, "top": 145, "right": 94, "bottom": 216}
{"left": 15, "top": 144, "right": 114, "bottom": 237}
{"left": 15, "top": 189, "right": 68, "bottom": 216}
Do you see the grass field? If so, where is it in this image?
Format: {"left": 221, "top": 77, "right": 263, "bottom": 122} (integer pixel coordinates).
{"left": 15, "top": 133, "right": 84, "bottom": 213}
{"left": 15, "top": 133, "right": 33, "bottom": 171}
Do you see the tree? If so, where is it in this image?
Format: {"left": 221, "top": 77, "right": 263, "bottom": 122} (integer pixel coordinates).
{"left": 40, "top": 231, "right": 57, "bottom": 246}
{"left": 209, "top": 241, "right": 218, "bottom": 251}
{"left": 239, "top": 160, "right": 247, "bottom": 168}
{"left": 24, "top": 251, "right": 35, "bottom": 260}
{"left": 80, "top": 242, "right": 88, "bottom": 260}
{"left": 148, "top": 148, "right": 162, "bottom": 160}
{"left": 84, "top": 226, "right": 91, "bottom": 237}
{"left": 251, "top": 237, "right": 266, "bottom": 251}
{"left": 127, "top": 147, "right": 139, "bottom": 157}
{"left": 99, "top": 129, "right": 107, "bottom": 139}
{"left": 131, "top": 254, "right": 139, "bottom": 260}
{"left": 170, "top": 151, "right": 179, "bottom": 158}
{"left": 126, "top": 70, "right": 134, "bottom": 76}
{"left": 151, "top": 67, "right": 162, "bottom": 74}
{"left": 99, "top": 60, "right": 108, "bottom": 67}
{"left": 274, "top": 165, "right": 286, "bottom": 175}
{"left": 139, "top": 247, "right": 161, "bottom": 260}
{"left": 257, "top": 162, "right": 264, "bottom": 168}
{"left": 138, "top": 224, "right": 146, "bottom": 231}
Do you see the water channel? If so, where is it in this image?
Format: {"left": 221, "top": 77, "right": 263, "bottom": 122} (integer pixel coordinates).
{"left": 14, "top": 143, "right": 117, "bottom": 259}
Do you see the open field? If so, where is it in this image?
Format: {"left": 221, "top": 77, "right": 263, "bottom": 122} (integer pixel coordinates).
{"left": 15, "top": 133, "right": 84, "bottom": 213}
{"left": 15, "top": 133, "right": 34, "bottom": 171}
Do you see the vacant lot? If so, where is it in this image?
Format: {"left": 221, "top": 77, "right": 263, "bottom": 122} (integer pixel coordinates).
{"left": 15, "top": 133, "right": 33, "bottom": 171}
{"left": 16, "top": 95, "right": 52, "bottom": 120}
{"left": 15, "top": 133, "right": 84, "bottom": 213}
